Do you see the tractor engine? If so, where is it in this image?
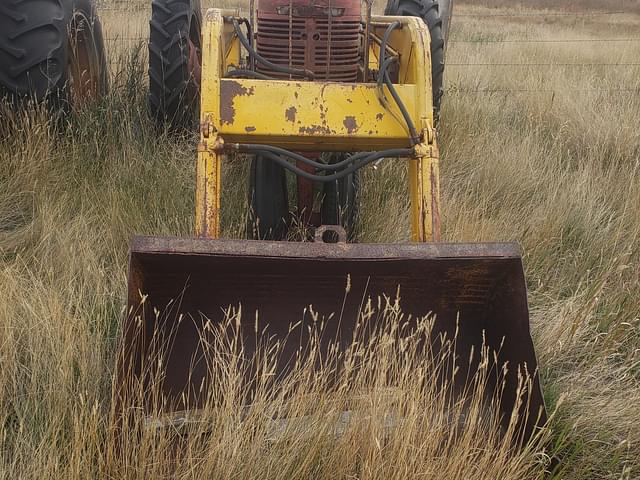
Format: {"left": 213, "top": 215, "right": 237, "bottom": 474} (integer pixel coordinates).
{"left": 255, "top": 0, "right": 362, "bottom": 82}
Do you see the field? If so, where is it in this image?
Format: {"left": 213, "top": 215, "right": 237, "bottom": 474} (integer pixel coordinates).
{"left": 1, "top": 0, "right": 640, "bottom": 478}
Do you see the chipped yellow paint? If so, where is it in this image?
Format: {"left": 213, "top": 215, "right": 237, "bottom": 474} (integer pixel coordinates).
{"left": 200, "top": 12, "right": 433, "bottom": 149}
{"left": 195, "top": 146, "right": 221, "bottom": 238}
{"left": 197, "top": 10, "right": 439, "bottom": 241}
{"left": 212, "top": 79, "right": 418, "bottom": 150}
{"left": 410, "top": 138, "right": 440, "bottom": 242}
{"left": 195, "top": 11, "right": 224, "bottom": 238}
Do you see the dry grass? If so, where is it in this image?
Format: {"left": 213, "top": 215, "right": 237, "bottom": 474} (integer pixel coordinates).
{"left": 1, "top": 1, "right": 640, "bottom": 478}
{"left": 107, "top": 306, "right": 550, "bottom": 479}
{"left": 457, "top": 0, "right": 640, "bottom": 14}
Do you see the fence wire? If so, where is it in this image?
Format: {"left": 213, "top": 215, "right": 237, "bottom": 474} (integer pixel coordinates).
{"left": 100, "top": 5, "right": 640, "bottom": 95}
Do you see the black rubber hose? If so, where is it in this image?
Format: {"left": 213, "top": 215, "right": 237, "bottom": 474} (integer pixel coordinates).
{"left": 239, "top": 17, "right": 252, "bottom": 47}
{"left": 238, "top": 17, "right": 255, "bottom": 70}
{"left": 235, "top": 147, "right": 414, "bottom": 182}
{"left": 235, "top": 144, "right": 379, "bottom": 171}
{"left": 379, "top": 20, "right": 400, "bottom": 70}
{"left": 377, "top": 57, "right": 397, "bottom": 92}
{"left": 378, "top": 56, "right": 418, "bottom": 144}
{"left": 230, "top": 17, "right": 314, "bottom": 80}
{"left": 225, "top": 69, "right": 272, "bottom": 80}
{"left": 378, "top": 21, "right": 420, "bottom": 144}
{"left": 384, "top": 71, "right": 419, "bottom": 144}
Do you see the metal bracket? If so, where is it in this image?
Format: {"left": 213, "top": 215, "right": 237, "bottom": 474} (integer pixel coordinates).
{"left": 200, "top": 115, "right": 216, "bottom": 139}
{"left": 198, "top": 135, "right": 225, "bottom": 153}
{"left": 413, "top": 140, "right": 439, "bottom": 160}
{"left": 315, "top": 225, "right": 347, "bottom": 244}
{"left": 420, "top": 121, "right": 436, "bottom": 145}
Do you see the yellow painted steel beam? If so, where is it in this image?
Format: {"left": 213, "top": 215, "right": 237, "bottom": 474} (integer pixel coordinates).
{"left": 410, "top": 138, "right": 441, "bottom": 242}
{"left": 208, "top": 79, "right": 418, "bottom": 150}
{"left": 195, "top": 145, "right": 221, "bottom": 238}
{"left": 196, "top": 9, "right": 225, "bottom": 238}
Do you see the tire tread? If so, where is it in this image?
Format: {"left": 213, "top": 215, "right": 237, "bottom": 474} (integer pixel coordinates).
{"left": 384, "top": 0, "right": 445, "bottom": 117}
{"left": 0, "top": 0, "right": 67, "bottom": 99}
{"left": 148, "top": 0, "right": 201, "bottom": 130}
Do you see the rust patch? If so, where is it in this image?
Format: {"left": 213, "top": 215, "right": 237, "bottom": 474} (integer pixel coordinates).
{"left": 220, "top": 81, "right": 255, "bottom": 125}
{"left": 285, "top": 106, "right": 297, "bottom": 123}
{"left": 376, "top": 113, "right": 384, "bottom": 121}
{"left": 299, "top": 124, "right": 332, "bottom": 135}
{"left": 245, "top": 126, "right": 256, "bottom": 132}
{"left": 343, "top": 116, "right": 358, "bottom": 134}
{"left": 123, "top": 234, "right": 546, "bottom": 445}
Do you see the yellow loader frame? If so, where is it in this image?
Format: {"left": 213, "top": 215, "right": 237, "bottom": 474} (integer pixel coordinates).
{"left": 195, "top": 9, "right": 440, "bottom": 242}
{"left": 117, "top": 7, "right": 549, "bottom": 447}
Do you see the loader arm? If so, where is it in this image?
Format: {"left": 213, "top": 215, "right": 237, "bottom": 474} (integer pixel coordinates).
{"left": 196, "top": 11, "right": 440, "bottom": 242}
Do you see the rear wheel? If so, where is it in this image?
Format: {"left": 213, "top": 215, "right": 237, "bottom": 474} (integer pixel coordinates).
{"left": 437, "top": 0, "right": 453, "bottom": 46}
{"left": 248, "top": 155, "right": 289, "bottom": 240}
{"left": 148, "top": 0, "right": 202, "bottom": 131}
{"left": 0, "top": 0, "right": 108, "bottom": 108}
{"left": 384, "top": 0, "right": 445, "bottom": 119}
{"left": 67, "top": 0, "right": 109, "bottom": 107}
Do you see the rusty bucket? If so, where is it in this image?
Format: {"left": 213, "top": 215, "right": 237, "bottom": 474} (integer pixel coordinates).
{"left": 117, "top": 236, "right": 546, "bottom": 443}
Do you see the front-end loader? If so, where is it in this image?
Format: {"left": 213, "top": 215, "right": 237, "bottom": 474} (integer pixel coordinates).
{"left": 118, "top": 0, "right": 547, "bottom": 444}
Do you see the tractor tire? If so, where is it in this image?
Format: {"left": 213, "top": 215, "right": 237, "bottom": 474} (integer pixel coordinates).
{"left": 67, "top": 0, "right": 108, "bottom": 106}
{"left": 248, "top": 155, "right": 289, "bottom": 240}
{"left": 321, "top": 153, "right": 359, "bottom": 241}
{"left": 149, "top": 0, "right": 202, "bottom": 131}
{"left": 0, "top": 0, "right": 107, "bottom": 108}
{"left": 384, "top": 0, "right": 445, "bottom": 119}
{"left": 437, "top": 0, "right": 453, "bottom": 46}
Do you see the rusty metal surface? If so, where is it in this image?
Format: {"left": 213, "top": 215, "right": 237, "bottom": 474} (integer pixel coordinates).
{"left": 256, "top": 0, "right": 361, "bottom": 81}
{"left": 315, "top": 225, "right": 347, "bottom": 243}
{"left": 68, "top": 11, "right": 107, "bottom": 106}
{"left": 130, "top": 235, "right": 523, "bottom": 258}
{"left": 219, "top": 81, "right": 254, "bottom": 126}
{"left": 119, "top": 236, "right": 546, "bottom": 444}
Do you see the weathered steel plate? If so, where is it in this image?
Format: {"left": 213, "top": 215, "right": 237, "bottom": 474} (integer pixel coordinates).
{"left": 119, "top": 236, "right": 547, "bottom": 443}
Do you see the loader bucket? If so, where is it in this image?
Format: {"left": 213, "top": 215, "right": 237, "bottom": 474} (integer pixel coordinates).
{"left": 118, "top": 236, "right": 547, "bottom": 443}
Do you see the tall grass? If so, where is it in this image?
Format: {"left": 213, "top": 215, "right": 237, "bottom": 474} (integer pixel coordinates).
{"left": 454, "top": 0, "right": 640, "bottom": 14}
{"left": 1, "top": 1, "right": 639, "bottom": 479}
{"left": 108, "top": 304, "right": 549, "bottom": 478}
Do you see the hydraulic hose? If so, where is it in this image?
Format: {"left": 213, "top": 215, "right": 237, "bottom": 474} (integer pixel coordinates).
{"left": 230, "top": 17, "right": 314, "bottom": 80}
{"left": 229, "top": 145, "right": 414, "bottom": 182}
{"left": 224, "top": 69, "right": 272, "bottom": 80}
{"left": 378, "top": 21, "right": 420, "bottom": 145}
{"left": 234, "top": 144, "right": 389, "bottom": 171}
{"left": 379, "top": 20, "right": 399, "bottom": 69}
